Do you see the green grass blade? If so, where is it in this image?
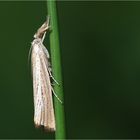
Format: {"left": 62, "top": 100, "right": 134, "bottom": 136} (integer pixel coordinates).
{"left": 47, "top": 0, "right": 66, "bottom": 139}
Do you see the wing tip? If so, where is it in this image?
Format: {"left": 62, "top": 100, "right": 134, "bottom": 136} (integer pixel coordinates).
{"left": 34, "top": 123, "right": 56, "bottom": 132}
{"left": 44, "top": 126, "right": 56, "bottom": 132}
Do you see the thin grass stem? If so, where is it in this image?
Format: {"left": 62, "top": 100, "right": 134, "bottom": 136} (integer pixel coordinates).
{"left": 47, "top": 1, "right": 66, "bottom": 139}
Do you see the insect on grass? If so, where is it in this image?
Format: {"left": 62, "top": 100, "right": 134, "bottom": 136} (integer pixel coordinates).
{"left": 30, "top": 17, "right": 62, "bottom": 132}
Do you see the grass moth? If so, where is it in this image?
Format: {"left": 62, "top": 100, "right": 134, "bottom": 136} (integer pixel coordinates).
{"left": 30, "top": 17, "right": 58, "bottom": 131}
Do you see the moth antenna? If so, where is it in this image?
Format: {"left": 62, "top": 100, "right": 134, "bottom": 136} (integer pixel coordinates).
{"left": 28, "top": 43, "right": 33, "bottom": 63}
{"left": 28, "top": 44, "right": 34, "bottom": 77}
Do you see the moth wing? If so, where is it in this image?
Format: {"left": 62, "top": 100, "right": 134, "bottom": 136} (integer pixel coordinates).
{"left": 31, "top": 40, "right": 55, "bottom": 131}
{"left": 31, "top": 42, "right": 43, "bottom": 127}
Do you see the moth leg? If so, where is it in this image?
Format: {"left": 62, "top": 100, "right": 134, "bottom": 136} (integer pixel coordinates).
{"left": 48, "top": 68, "right": 59, "bottom": 86}
{"left": 51, "top": 83, "right": 55, "bottom": 87}
{"left": 46, "top": 16, "right": 52, "bottom": 30}
{"left": 41, "top": 26, "right": 51, "bottom": 42}
{"left": 51, "top": 87, "right": 63, "bottom": 104}
{"left": 42, "top": 31, "right": 46, "bottom": 42}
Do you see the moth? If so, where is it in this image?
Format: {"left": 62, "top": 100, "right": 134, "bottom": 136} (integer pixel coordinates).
{"left": 31, "top": 17, "right": 61, "bottom": 131}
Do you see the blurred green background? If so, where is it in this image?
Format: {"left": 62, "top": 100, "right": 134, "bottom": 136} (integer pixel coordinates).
{"left": 0, "top": 1, "right": 140, "bottom": 139}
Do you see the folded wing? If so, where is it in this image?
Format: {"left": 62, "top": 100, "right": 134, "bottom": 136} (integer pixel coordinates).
{"left": 31, "top": 39, "right": 55, "bottom": 131}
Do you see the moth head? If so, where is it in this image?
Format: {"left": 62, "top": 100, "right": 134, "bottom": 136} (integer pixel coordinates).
{"left": 34, "top": 16, "right": 50, "bottom": 39}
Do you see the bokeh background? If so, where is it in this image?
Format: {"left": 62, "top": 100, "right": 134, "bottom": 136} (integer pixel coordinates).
{"left": 0, "top": 1, "right": 140, "bottom": 139}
